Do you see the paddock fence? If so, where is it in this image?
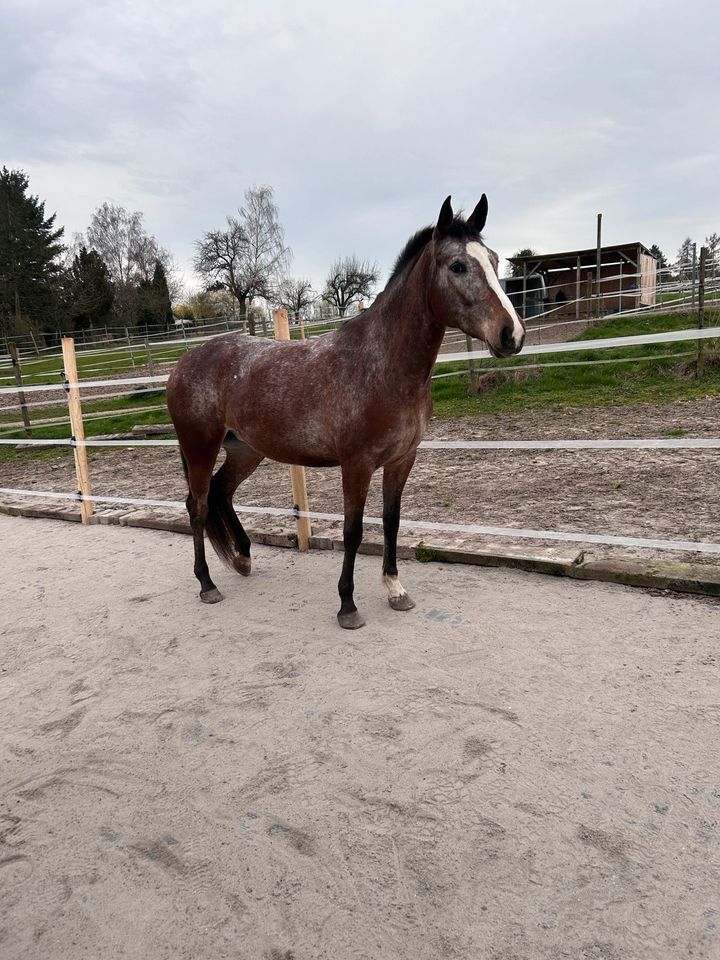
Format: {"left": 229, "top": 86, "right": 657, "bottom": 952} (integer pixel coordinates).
{"left": 1, "top": 313, "right": 720, "bottom": 563}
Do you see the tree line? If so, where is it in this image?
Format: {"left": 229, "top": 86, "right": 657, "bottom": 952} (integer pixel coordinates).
{"left": 0, "top": 167, "right": 380, "bottom": 346}
{"left": 191, "top": 184, "right": 379, "bottom": 335}
{"left": 0, "top": 168, "right": 176, "bottom": 344}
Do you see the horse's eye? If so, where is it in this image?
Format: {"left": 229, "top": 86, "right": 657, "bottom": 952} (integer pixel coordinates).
{"left": 450, "top": 261, "right": 467, "bottom": 274}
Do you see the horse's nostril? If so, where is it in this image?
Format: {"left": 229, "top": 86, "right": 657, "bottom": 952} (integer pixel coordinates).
{"left": 501, "top": 324, "right": 514, "bottom": 348}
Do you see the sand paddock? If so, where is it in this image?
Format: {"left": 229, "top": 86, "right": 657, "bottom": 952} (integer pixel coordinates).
{"left": 1, "top": 515, "right": 719, "bottom": 959}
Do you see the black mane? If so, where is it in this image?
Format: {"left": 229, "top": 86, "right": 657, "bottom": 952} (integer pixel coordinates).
{"left": 388, "top": 215, "right": 482, "bottom": 284}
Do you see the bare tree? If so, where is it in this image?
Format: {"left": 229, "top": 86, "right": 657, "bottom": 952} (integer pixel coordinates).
{"left": 194, "top": 185, "right": 291, "bottom": 335}
{"left": 85, "top": 203, "right": 178, "bottom": 324}
{"left": 322, "top": 255, "right": 379, "bottom": 317}
{"left": 275, "top": 276, "right": 316, "bottom": 335}
{"left": 87, "top": 204, "right": 146, "bottom": 284}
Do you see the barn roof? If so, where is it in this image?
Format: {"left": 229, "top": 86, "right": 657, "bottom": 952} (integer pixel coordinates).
{"left": 507, "top": 242, "right": 655, "bottom": 271}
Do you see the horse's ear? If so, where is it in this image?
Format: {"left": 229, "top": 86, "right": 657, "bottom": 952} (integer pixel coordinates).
{"left": 434, "top": 196, "right": 454, "bottom": 238}
{"left": 467, "top": 194, "right": 488, "bottom": 233}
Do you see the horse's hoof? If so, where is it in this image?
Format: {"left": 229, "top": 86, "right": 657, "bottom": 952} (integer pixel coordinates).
{"left": 233, "top": 555, "right": 251, "bottom": 577}
{"left": 200, "top": 588, "right": 224, "bottom": 604}
{"left": 389, "top": 593, "right": 415, "bottom": 611}
{"left": 337, "top": 610, "right": 366, "bottom": 630}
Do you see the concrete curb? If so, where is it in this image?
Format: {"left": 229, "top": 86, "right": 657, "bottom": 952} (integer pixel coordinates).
{"left": 1, "top": 501, "right": 719, "bottom": 599}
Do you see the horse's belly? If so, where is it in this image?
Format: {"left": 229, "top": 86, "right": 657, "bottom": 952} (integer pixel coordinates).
{"left": 226, "top": 420, "right": 339, "bottom": 468}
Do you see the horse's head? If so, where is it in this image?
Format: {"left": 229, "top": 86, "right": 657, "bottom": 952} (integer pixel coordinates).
{"left": 428, "top": 195, "right": 525, "bottom": 358}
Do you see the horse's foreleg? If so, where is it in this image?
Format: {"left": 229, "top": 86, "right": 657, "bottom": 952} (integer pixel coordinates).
{"left": 382, "top": 452, "right": 417, "bottom": 612}
{"left": 337, "top": 461, "right": 373, "bottom": 630}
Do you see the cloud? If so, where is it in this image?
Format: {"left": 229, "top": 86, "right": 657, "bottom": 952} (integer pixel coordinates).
{"left": 2, "top": 0, "right": 719, "bottom": 291}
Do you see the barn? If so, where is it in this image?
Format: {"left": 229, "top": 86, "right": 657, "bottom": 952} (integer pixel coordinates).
{"left": 506, "top": 242, "right": 658, "bottom": 320}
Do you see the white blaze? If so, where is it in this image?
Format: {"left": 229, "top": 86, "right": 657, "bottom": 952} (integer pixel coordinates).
{"left": 466, "top": 241, "right": 524, "bottom": 348}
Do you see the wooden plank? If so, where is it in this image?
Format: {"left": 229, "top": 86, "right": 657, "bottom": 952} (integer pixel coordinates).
{"left": 61, "top": 337, "right": 94, "bottom": 524}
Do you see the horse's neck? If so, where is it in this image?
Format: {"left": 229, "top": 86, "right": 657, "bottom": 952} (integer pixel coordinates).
{"left": 361, "top": 265, "right": 445, "bottom": 385}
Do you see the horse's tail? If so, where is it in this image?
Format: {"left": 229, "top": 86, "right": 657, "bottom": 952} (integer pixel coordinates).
{"left": 180, "top": 445, "right": 238, "bottom": 567}
{"left": 204, "top": 470, "right": 241, "bottom": 568}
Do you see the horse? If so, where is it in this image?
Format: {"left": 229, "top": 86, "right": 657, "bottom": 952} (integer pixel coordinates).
{"left": 166, "top": 194, "right": 525, "bottom": 629}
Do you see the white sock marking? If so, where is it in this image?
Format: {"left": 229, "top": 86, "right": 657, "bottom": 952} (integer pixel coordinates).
{"left": 383, "top": 574, "right": 407, "bottom": 599}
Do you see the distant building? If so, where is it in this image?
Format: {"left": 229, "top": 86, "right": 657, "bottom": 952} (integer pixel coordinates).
{"left": 505, "top": 243, "right": 657, "bottom": 320}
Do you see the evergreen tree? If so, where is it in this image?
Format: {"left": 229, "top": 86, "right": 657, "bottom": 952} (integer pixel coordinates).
{"left": 649, "top": 244, "right": 667, "bottom": 268}
{"left": 152, "top": 261, "right": 174, "bottom": 329}
{"left": 506, "top": 249, "right": 537, "bottom": 279}
{"left": 0, "top": 167, "right": 64, "bottom": 338}
{"left": 649, "top": 244, "right": 671, "bottom": 283}
{"left": 85, "top": 202, "right": 173, "bottom": 329}
{"left": 135, "top": 261, "right": 174, "bottom": 333}
{"left": 706, "top": 233, "right": 719, "bottom": 281}
{"left": 676, "top": 237, "right": 694, "bottom": 282}
{"left": 64, "top": 246, "right": 114, "bottom": 331}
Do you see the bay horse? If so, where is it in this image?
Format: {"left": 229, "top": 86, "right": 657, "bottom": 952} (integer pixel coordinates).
{"left": 166, "top": 195, "right": 525, "bottom": 628}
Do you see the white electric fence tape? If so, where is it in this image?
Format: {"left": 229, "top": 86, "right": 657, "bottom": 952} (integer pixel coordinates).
{"left": 1, "top": 486, "right": 719, "bottom": 555}
{"left": 1, "top": 325, "right": 719, "bottom": 396}
{"left": 1, "top": 437, "right": 719, "bottom": 450}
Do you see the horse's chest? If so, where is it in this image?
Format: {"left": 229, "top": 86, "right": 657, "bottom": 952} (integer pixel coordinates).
{"left": 355, "top": 402, "right": 427, "bottom": 465}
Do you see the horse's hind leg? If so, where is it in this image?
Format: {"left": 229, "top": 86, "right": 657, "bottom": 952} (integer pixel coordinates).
{"left": 382, "top": 452, "right": 417, "bottom": 611}
{"left": 208, "top": 435, "right": 264, "bottom": 576}
{"left": 182, "top": 439, "right": 225, "bottom": 604}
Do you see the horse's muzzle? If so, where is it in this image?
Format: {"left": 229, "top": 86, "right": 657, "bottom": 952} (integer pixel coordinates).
{"left": 490, "top": 324, "right": 525, "bottom": 358}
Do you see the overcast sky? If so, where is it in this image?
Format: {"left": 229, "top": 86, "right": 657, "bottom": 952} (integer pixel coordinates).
{"left": 2, "top": 0, "right": 718, "bottom": 298}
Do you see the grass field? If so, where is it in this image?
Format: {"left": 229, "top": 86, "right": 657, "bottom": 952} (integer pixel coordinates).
{"left": 431, "top": 310, "right": 720, "bottom": 419}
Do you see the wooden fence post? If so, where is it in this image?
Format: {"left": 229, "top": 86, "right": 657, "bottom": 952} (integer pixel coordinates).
{"left": 125, "top": 327, "right": 136, "bottom": 367}
{"left": 272, "top": 308, "right": 312, "bottom": 551}
{"left": 8, "top": 343, "right": 32, "bottom": 437}
{"left": 465, "top": 334, "right": 479, "bottom": 391}
{"left": 144, "top": 337, "right": 155, "bottom": 375}
{"left": 698, "top": 246, "right": 707, "bottom": 377}
{"left": 61, "top": 336, "right": 93, "bottom": 524}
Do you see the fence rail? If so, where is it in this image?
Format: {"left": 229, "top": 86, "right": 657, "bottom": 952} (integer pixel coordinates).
{"left": 0, "top": 327, "right": 719, "bottom": 561}
{"left": 1, "top": 324, "right": 719, "bottom": 399}
{"left": 1, "top": 485, "right": 719, "bottom": 556}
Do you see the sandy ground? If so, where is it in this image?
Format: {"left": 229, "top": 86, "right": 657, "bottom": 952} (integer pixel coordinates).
{"left": 1, "top": 515, "right": 719, "bottom": 960}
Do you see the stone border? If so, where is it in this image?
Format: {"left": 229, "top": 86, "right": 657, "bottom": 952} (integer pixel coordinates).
{"left": 1, "top": 500, "right": 718, "bottom": 599}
